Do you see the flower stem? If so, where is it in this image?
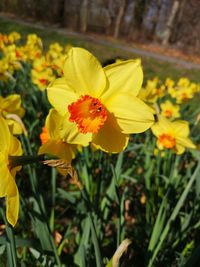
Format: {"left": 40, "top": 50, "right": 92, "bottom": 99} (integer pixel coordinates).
{"left": 9, "top": 154, "right": 45, "bottom": 168}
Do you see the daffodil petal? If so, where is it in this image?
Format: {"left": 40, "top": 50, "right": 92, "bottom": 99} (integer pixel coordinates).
{"left": 7, "top": 119, "right": 23, "bottom": 135}
{"left": 92, "top": 113, "right": 129, "bottom": 153}
{"left": 0, "top": 94, "right": 25, "bottom": 117}
{"left": 60, "top": 113, "right": 92, "bottom": 146}
{"left": 47, "top": 77, "right": 78, "bottom": 115}
{"left": 157, "top": 140, "right": 164, "bottom": 150}
{"left": 176, "top": 137, "right": 196, "bottom": 149}
{"left": 63, "top": 47, "right": 107, "bottom": 97}
{"left": 0, "top": 115, "right": 11, "bottom": 151}
{"left": 0, "top": 159, "right": 10, "bottom": 197}
{"left": 9, "top": 135, "right": 23, "bottom": 156}
{"left": 106, "top": 93, "right": 154, "bottom": 134}
{"left": 102, "top": 59, "right": 143, "bottom": 102}
{"left": 6, "top": 178, "right": 19, "bottom": 227}
{"left": 0, "top": 163, "right": 19, "bottom": 226}
{"left": 39, "top": 140, "right": 76, "bottom": 162}
{"left": 172, "top": 121, "right": 189, "bottom": 137}
{"left": 46, "top": 109, "right": 63, "bottom": 139}
{"left": 176, "top": 144, "right": 185, "bottom": 155}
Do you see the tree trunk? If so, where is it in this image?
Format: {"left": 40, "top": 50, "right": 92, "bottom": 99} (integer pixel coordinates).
{"left": 154, "top": 0, "right": 174, "bottom": 41}
{"left": 162, "top": 0, "right": 180, "bottom": 45}
{"left": 113, "top": 0, "right": 126, "bottom": 39}
{"left": 142, "top": 0, "right": 161, "bottom": 41}
{"left": 80, "top": 0, "right": 88, "bottom": 32}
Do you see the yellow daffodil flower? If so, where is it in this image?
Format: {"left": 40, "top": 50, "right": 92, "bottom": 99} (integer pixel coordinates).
{"left": 21, "top": 34, "right": 42, "bottom": 62}
{"left": 7, "top": 32, "right": 21, "bottom": 44}
{"left": 168, "top": 77, "right": 195, "bottom": 104}
{"left": 39, "top": 109, "right": 77, "bottom": 161}
{"left": 0, "top": 94, "right": 26, "bottom": 135}
{"left": 32, "top": 57, "right": 47, "bottom": 72}
{"left": 0, "top": 33, "right": 8, "bottom": 48}
{"left": 39, "top": 109, "right": 77, "bottom": 175}
{"left": 47, "top": 47, "right": 154, "bottom": 153}
{"left": 2, "top": 44, "right": 22, "bottom": 72}
{"left": 165, "top": 78, "right": 175, "bottom": 89}
{"left": 32, "top": 68, "right": 55, "bottom": 91}
{"left": 26, "top": 34, "right": 43, "bottom": 49}
{"left": 45, "top": 43, "right": 68, "bottom": 76}
{"left": 177, "top": 78, "right": 190, "bottom": 87}
{"left": 160, "top": 100, "right": 180, "bottom": 119}
{"left": 0, "top": 59, "right": 11, "bottom": 80}
{"left": 47, "top": 43, "right": 63, "bottom": 59}
{"left": 151, "top": 115, "right": 196, "bottom": 154}
{"left": 175, "top": 86, "right": 194, "bottom": 104}
{"left": 190, "top": 82, "right": 198, "bottom": 94}
{"left": 0, "top": 115, "right": 23, "bottom": 226}
{"left": 49, "top": 55, "right": 66, "bottom": 76}
{"left": 138, "top": 77, "right": 164, "bottom": 105}
{"left": 31, "top": 57, "right": 56, "bottom": 90}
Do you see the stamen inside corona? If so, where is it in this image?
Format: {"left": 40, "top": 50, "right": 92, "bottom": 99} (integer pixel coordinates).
{"left": 68, "top": 95, "right": 107, "bottom": 134}
{"left": 158, "top": 133, "right": 176, "bottom": 149}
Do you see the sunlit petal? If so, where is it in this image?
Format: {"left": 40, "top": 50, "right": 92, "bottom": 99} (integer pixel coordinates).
{"left": 0, "top": 115, "right": 11, "bottom": 151}
{"left": 106, "top": 93, "right": 154, "bottom": 134}
{"left": 8, "top": 138, "right": 23, "bottom": 164}
{"left": 46, "top": 109, "right": 64, "bottom": 139}
{"left": 47, "top": 78, "right": 78, "bottom": 116}
{"left": 63, "top": 47, "right": 107, "bottom": 97}
{"left": 176, "top": 144, "right": 185, "bottom": 155}
{"left": 176, "top": 137, "right": 196, "bottom": 149}
{"left": 0, "top": 94, "right": 25, "bottom": 117}
{"left": 92, "top": 113, "right": 129, "bottom": 153}
{"left": 0, "top": 159, "right": 10, "bottom": 197}
{"left": 172, "top": 121, "right": 189, "bottom": 137}
{"left": 102, "top": 59, "right": 143, "bottom": 102}
{"left": 39, "top": 140, "right": 76, "bottom": 162}
{"left": 6, "top": 178, "right": 19, "bottom": 227}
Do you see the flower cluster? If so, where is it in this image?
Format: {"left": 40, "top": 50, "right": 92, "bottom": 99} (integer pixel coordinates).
{"left": 138, "top": 77, "right": 199, "bottom": 107}
{"left": 137, "top": 76, "right": 198, "bottom": 154}
{"left": 0, "top": 32, "right": 42, "bottom": 80}
{"left": 0, "top": 32, "right": 71, "bottom": 88}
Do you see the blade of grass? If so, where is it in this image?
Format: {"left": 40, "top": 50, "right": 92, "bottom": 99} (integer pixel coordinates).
{"left": 0, "top": 209, "right": 17, "bottom": 267}
{"left": 80, "top": 187, "right": 103, "bottom": 267}
{"left": 147, "top": 191, "right": 168, "bottom": 252}
{"left": 74, "top": 217, "right": 90, "bottom": 266}
{"left": 6, "top": 224, "right": 17, "bottom": 267}
{"left": 50, "top": 167, "right": 57, "bottom": 232}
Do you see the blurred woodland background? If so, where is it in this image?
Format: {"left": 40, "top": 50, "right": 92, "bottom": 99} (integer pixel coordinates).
{"left": 0, "top": 0, "right": 200, "bottom": 55}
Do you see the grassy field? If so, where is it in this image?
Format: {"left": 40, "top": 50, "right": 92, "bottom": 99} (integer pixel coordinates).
{"left": 0, "top": 16, "right": 200, "bottom": 82}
